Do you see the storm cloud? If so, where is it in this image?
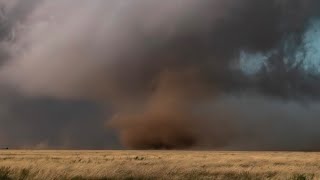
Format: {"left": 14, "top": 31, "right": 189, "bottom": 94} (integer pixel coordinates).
{"left": 0, "top": 0, "right": 320, "bottom": 150}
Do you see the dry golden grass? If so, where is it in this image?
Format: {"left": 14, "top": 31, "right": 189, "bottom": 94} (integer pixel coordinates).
{"left": 0, "top": 150, "right": 319, "bottom": 180}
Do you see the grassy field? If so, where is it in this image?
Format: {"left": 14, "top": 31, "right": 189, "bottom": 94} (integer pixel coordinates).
{"left": 0, "top": 150, "right": 319, "bottom": 180}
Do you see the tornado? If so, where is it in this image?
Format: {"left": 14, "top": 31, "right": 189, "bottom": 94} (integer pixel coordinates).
{"left": 0, "top": 0, "right": 320, "bottom": 150}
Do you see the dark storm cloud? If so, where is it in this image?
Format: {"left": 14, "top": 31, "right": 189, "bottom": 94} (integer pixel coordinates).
{"left": 0, "top": 0, "right": 319, "bottom": 149}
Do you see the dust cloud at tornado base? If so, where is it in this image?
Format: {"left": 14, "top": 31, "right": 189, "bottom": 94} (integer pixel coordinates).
{"left": 0, "top": 0, "right": 320, "bottom": 149}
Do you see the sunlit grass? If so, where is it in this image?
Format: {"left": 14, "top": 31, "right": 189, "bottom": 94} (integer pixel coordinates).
{"left": 0, "top": 151, "right": 319, "bottom": 179}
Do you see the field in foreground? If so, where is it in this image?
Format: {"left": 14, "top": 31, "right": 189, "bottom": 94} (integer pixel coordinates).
{"left": 0, "top": 151, "right": 319, "bottom": 180}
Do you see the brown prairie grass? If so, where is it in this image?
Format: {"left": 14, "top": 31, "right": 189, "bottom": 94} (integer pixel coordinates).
{"left": 0, "top": 150, "right": 318, "bottom": 180}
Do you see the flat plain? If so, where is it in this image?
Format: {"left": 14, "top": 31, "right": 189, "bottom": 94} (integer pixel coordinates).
{"left": 0, "top": 150, "right": 319, "bottom": 180}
